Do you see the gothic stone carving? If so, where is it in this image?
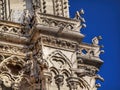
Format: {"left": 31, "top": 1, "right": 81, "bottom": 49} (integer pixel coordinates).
{"left": 41, "top": 35, "right": 77, "bottom": 51}
{"left": 91, "top": 36, "right": 104, "bottom": 57}
{"left": 0, "top": 0, "right": 104, "bottom": 90}
{"left": 35, "top": 13, "right": 81, "bottom": 32}
{"left": 0, "top": 24, "right": 22, "bottom": 35}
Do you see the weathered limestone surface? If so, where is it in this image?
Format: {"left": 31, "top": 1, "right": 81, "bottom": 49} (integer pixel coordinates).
{"left": 0, "top": 0, "right": 104, "bottom": 90}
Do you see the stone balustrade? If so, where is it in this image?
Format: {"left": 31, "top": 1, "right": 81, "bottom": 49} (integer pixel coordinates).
{"left": 78, "top": 43, "right": 103, "bottom": 59}
{"left": 35, "top": 13, "right": 82, "bottom": 32}
{"left": 0, "top": 21, "right": 24, "bottom": 36}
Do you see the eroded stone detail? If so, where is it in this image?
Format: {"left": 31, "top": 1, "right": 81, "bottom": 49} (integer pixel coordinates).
{"left": 0, "top": 0, "right": 104, "bottom": 90}
{"left": 41, "top": 35, "right": 77, "bottom": 50}
{"left": 0, "top": 44, "right": 25, "bottom": 56}
{"left": 0, "top": 24, "right": 22, "bottom": 35}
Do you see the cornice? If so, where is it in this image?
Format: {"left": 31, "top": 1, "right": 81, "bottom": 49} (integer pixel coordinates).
{"left": 0, "top": 20, "right": 29, "bottom": 44}
{"left": 0, "top": 41, "right": 26, "bottom": 57}
{"left": 41, "top": 35, "right": 78, "bottom": 51}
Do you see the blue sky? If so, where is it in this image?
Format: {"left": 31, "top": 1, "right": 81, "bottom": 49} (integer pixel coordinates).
{"left": 69, "top": 0, "right": 120, "bottom": 90}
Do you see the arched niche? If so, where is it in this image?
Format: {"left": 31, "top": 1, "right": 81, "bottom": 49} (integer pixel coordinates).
{"left": 47, "top": 50, "right": 72, "bottom": 90}
{"left": 47, "top": 50, "right": 72, "bottom": 69}
{"left": 61, "top": 69, "right": 70, "bottom": 90}
{"left": 0, "top": 72, "right": 32, "bottom": 90}
{"left": 49, "top": 67, "right": 59, "bottom": 90}
{"left": 0, "top": 55, "right": 25, "bottom": 75}
{"left": 0, "top": 55, "right": 26, "bottom": 89}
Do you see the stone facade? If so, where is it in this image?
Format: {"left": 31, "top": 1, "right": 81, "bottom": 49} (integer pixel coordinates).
{"left": 0, "top": 0, "right": 104, "bottom": 90}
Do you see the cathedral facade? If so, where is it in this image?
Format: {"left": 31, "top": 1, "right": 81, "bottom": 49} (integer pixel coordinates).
{"left": 0, "top": 0, "right": 104, "bottom": 90}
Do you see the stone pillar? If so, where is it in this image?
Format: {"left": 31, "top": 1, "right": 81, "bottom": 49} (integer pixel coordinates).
{"left": 54, "top": 74, "right": 64, "bottom": 90}
{"left": 66, "top": 77, "right": 80, "bottom": 90}
{"left": 0, "top": 80, "right": 2, "bottom": 90}
{"left": 12, "top": 82, "right": 20, "bottom": 90}
{"left": 42, "top": 70, "right": 52, "bottom": 90}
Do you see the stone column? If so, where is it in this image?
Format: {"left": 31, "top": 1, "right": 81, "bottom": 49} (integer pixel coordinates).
{"left": 54, "top": 74, "right": 64, "bottom": 90}
{"left": 0, "top": 80, "right": 2, "bottom": 90}
{"left": 66, "top": 77, "right": 80, "bottom": 90}
{"left": 12, "top": 82, "right": 20, "bottom": 90}
{"left": 42, "top": 70, "right": 52, "bottom": 90}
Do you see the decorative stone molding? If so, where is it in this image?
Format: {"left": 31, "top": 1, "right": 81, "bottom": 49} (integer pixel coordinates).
{"left": 66, "top": 77, "right": 80, "bottom": 90}
{"left": 35, "top": 13, "right": 82, "bottom": 32}
{"left": 0, "top": 0, "right": 104, "bottom": 90}
{"left": 0, "top": 55, "right": 25, "bottom": 74}
{"left": 42, "top": 0, "right": 47, "bottom": 13}
{"left": 0, "top": 43, "right": 25, "bottom": 57}
{"left": 54, "top": 74, "right": 64, "bottom": 86}
{"left": 37, "top": 0, "right": 69, "bottom": 17}
{"left": 77, "top": 43, "right": 103, "bottom": 64}
{"left": 0, "top": 21, "right": 29, "bottom": 44}
{"left": 77, "top": 64, "right": 98, "bottom": 77}
{"left": 78, "top": 41, "right": 104, "bottom": 59}
{"left": 0, "top": 0, "right": 7, "bottom": 20}
{"left": 0, "top": 55, "right": 32, "bottom": 89}
{"left": 41, "top": 35, "right": 77, "bottom": 51}
{"left": 47, "top": 50, "right": 72, "bottom": 69}
{"left": 0, "top": 22, "right": 23, "bottom": 36}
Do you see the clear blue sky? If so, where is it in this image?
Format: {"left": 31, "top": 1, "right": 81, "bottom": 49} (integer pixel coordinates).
{"left": 69, "top": 0, "right": 120, "bottom": 90}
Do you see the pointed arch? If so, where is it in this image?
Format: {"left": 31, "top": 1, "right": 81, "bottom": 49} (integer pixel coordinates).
{"left": 0, "top": 72, "right": 13, "bottom": 87}
{"left": 61, "top": 69, "right": 71, "bottom": 77}
{"left": 50, "top": 67, "right": 59, "bottom": 75}
{"left": 0, "top": 55, "right": 25, "bottom": 68}
{"left": 47, "top": 50, "right": 72, "bottom": 68}
{"left": 0, "top": 55, "right": 25, "bottom": 76}
{"left": 78, "top": 77, "right": 91, "bottom": 90}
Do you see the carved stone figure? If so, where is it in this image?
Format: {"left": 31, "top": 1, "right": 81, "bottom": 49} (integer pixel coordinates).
{"left": 23, "top": 9, "right": 33, "bottom": 28}
{"left": 92, "top": 36, "right": 102, "bottom": 46}
{"left": 91, "top": 36, "right": 104, "bottom": 57}
{"left": 75, "top": 9, "right": 85, "bottom": 22}
{"left": 93, "top": 47, "right": 104, "bottom": 57}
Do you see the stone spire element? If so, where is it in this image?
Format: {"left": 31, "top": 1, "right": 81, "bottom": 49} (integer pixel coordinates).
{"left": 0, "top": 0, "right": 8, "bottom": 20}
{"left": 36, "top": 0, "right": 70, "bottom": 17}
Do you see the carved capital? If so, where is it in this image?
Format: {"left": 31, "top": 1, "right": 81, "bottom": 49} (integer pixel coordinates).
{"left": 54, "top": 75, "right": 64, "bottom": 86}
{"left": 43, "top": 70, "right": 52, "bottom": 83}
{"left": 66, "top": 77, "right": 80, "bottom": 90}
